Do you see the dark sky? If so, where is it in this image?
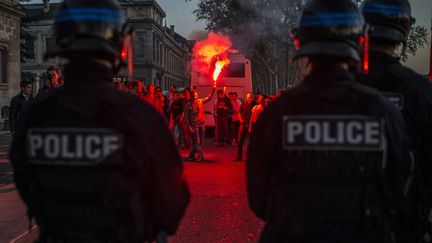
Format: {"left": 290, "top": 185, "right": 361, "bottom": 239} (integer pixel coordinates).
{"left": 22, "top": 0, "right": 432, "bottom": 74}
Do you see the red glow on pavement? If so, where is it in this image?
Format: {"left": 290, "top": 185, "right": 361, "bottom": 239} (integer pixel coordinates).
{"left": 192, "top": 33, "right": 232, "bottom": 86}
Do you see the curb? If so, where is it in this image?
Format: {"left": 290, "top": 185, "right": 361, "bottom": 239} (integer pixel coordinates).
{"left": 9, "top": 225, "right": 39, "bottom": 243}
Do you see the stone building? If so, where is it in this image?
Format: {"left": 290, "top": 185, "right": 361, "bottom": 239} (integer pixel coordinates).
{"left": 0, "top": 0, "right": 24, "bottom": 130}
{"left": 21, "top": 0, "right": 191, "bottom": 91}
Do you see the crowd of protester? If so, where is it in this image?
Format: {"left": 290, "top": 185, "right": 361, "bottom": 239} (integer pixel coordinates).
{"left": 57, "top": 77, "right": 296, "bottom": 162}
{"left": 11, "top": 67, "right": 286, "bottom": 162}
{"left": 113, "top": 78, "right": 288, "bottom": 161}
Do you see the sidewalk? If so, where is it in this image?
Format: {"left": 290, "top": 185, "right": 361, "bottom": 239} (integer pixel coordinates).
{"left": 0, "top": 132, "right": 37, "bottom": 242}
{"left": 0, "top": 131, "right": 11, "bottom": 136}
{"left": 0, "top": 184, "right": 36, "bottom": 243}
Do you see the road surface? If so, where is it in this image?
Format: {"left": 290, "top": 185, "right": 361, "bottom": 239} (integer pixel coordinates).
{"left": 0, "top": 134, "right": 264, "bottom": 242}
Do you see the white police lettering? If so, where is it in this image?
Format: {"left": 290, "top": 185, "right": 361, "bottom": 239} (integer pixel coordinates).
{"left": 76, "top": 135, "right": 83, "bottom": 159}
{"left": 103, "top": 135, "right": 120, "bottom": 157}
{"left": 85, "top": 135, "right": 101, "bottom": 160}
{"left": 45, "top": 135, "right": 60, "bottom": 159}
{"left": 323, "top": 122, "right": 336, "bottom": 144}
{"left": 283, "top": 116, "right": 384, "bottom": 151}
{"left": 305, "top": 122, "right": 321, "bottom": 144}
{"left": 27, "top": 128, "right": 123, "bottom": 166}
{"left": 382, "top": 92, "right": 404, "bottom": 110}
{"left": 29, "top": 135, "right": 43, "bottom": 157}
{"left": 61, "top": 135, "right": 75, "bottom": 159}
{"left": 287, "top": 122, "right": 302, "bottom": 143}
{"left": 346, "top": 122, "right": 362, "bottom": 144}
{"left": 365, "top": 122, "right": 380, "bottom": 144}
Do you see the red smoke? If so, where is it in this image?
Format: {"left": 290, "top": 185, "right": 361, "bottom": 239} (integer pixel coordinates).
{"left": 192, "top": 32, "right": 232, "bottom": 86}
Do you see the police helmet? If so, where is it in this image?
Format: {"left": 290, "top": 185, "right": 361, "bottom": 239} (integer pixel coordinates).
{"left": 361, "top": 0, "right": 415, "bottom": 43}
{"left": 46, "top": 0, "right": 133, "bottom": 66}
{"left": 293, "top": 0, "right": 364, "bottom": 62}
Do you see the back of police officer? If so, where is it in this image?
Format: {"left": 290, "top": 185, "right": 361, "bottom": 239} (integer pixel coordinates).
{"left": 246, "top": 0, "right": 413, "bottom": 242}
{"left": 9, "top": 1, "right": 189, "bottom": 242}
{"left": 357, "top": 1, "right": 432, "bottom": 237}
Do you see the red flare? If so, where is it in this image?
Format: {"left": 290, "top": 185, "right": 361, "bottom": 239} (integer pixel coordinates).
{"left": 192, "top": 32, "right": 232, "bottom": 87}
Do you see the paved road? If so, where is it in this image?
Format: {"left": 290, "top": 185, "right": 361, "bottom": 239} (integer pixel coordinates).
{"left": 0, "top": 132, "right": 34, "bottom": 243}
{"left": 0, "top": 132, "right": 13, "bottom": 184}
{"left": 171, "top": 143, "right": 264, "bottom": 242}
{"left": 0, "top": 134, "right": 264, "bottom": 242}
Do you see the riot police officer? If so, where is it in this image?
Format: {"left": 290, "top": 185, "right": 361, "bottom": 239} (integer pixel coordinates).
{"left": 246, "top": 0, "right": 414, "bottom": 242}
{"left": 357, "top": 1, "right": 432, "bottom": 239}
{"left": 10, "top": 0, "right": 189, "bottom": 242}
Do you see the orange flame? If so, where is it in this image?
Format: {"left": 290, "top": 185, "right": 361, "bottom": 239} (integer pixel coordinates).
{"left": 192, "top": 32, "right": 232, "bottom": 87}
{"left": 213, "top": 59, "right": 230, "bottom": 86}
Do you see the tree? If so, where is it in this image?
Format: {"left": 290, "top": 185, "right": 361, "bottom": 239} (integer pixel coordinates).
{"left": 403, "top": 25, "right": 429, "bottom": 62}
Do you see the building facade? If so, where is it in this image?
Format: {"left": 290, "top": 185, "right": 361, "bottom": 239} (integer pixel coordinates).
{"left": 0, "top": 0, "right": 24, "bottom": 130}
{"left": 120, "top": 0, "right": 191, "bottom": 89}
{"left": 21, "top": 0, "right": 191, "bottom": 91}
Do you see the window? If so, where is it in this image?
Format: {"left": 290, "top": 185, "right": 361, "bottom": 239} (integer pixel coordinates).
{"left": 226, "top": 63, "right": 245, "bottom": 78}
{"left": 153, "top": 36, "right": 156, "bottom": 62}
{"left": 45, "top": 38, "right": 55, "bottom": 55}
{"left": 1, "top": 106, "right": 9, "bottom": 118}
{"left": 0, "top": 47, "right": 7, "bottom": 84}
{"left": 21, "top": 36, "right": 35, "bottom": 62}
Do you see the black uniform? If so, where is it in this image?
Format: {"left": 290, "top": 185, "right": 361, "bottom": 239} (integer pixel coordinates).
{"left": 10, "top": 63, "right": 190, "bottom": 242}
{"left": 357, "top": 51, "right": 432, "bottom": 241}
{"left": 247, "top": 67, "right": 413, "bottom": 242}
{"left": 358, "top": 51, "right": 432, "bottom": 193}
{"left": 358, "top": 1, "right": 432, "bottom": 239}
{"left": 9, "top": 93, "right": 33, "bottom": 134}
{"left": 36, "top": 85, "right": 56, "bottom": 98}
{"left": 236, "top": 101, "right": 256, "bottom": 160}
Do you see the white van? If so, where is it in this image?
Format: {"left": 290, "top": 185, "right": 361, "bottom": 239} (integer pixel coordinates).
{"left": 191, "top": 50, "right": 253, "bottom": 127}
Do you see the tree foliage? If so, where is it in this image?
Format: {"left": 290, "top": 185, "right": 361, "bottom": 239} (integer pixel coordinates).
{"left": 403, "top": 25, "right": 429, "bottom": 62}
